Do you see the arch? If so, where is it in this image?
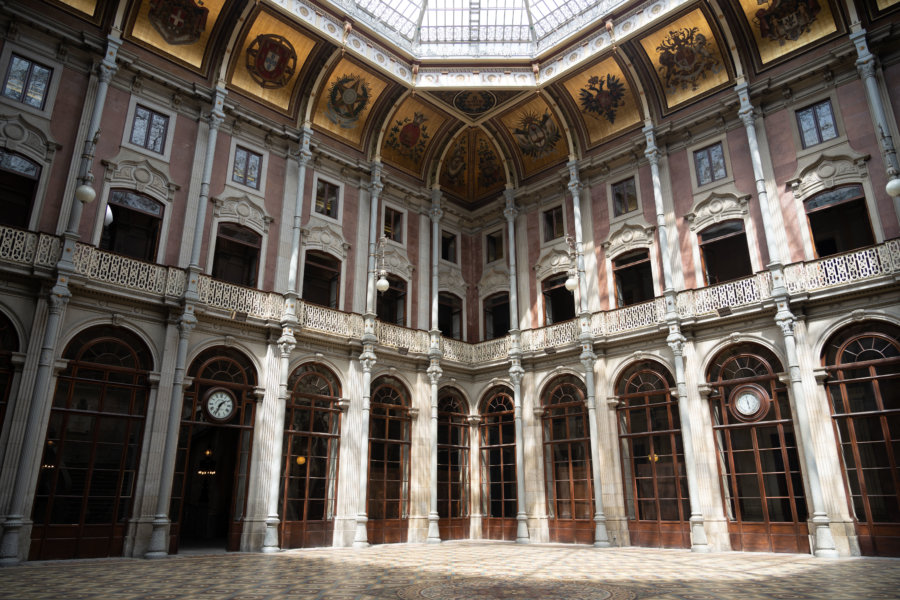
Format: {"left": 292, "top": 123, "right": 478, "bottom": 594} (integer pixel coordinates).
{"left": 607, "top": 353, "right": 675, "bottom": 395}
{"left": 280, "top": 361, "right": 344, "bottom": 549}
{"left": 705, "top": 341, "right": 809, "bottom": 554}
{"left": 437, "top": 385, "right": 471, "bottom": 540}
{"left": 813, "top": 313, "right": 900, "bottom": 362}
{"left": 699, "top": 335, "right": 787, "bottom": 380}
{"left": 478, "top": 384, "right": 517, "bottom": 541}
{"left": 32, "top": 324, "right": 153, "bottom": 559}
{"left": 819, "top": 321, "right": 900, "bottom": 556}
{"left": 186, "top": 338, "right": 263, "bottom": 381}
{"left": 0, "top": 113, "right": 58, "bottom": 231}
{"left": 615, "top": 358, "right": 676, "bottom": 395}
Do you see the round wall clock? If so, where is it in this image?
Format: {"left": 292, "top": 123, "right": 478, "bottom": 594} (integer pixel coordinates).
{"left": 204, "top": 388, "right": 237, "bottom": 423}
{"left": 729, "top": 383, "right": 769, "bottom": 422}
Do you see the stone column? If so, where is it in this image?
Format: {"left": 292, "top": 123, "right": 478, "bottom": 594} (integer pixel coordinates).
{"left": 737, "top": 85, "right": 838, "bottom": 557}
{"left": 0, "top": 37, "right": 120, "bottom": 566}
{"left": 567, "top": 162, "right": 610, "bottom": 547}
{"left": 353, "top": 162, "right": 383, "bottom": 548}
{"left": 261, "top": 336, "right": 295, "bottom": 552}
{"left": 851, "top": 31, "right": 900, "bottom": 221}
{"left": 643, "top": 127, "right": 710, "bottom": 552}
{"left": 426, "top": 192, "right": 443, "bottom": 543}
{"left": 467, "top": 415, "right": 482, "bottom": 539}
{"left": 146, "top": 88, "right": 226, "bottom": 558}
{"left": 503, "top": 189, "right": 529, "bottom": 544}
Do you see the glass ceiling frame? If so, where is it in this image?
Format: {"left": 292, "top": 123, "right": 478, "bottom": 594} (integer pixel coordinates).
{"left": 324, "top": 0, "right": 624, "bottom": 59}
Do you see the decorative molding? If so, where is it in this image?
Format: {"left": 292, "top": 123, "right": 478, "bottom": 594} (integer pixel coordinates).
{"left": 212, "top": 195, "right": 274, "bottom": 234}
{"left": 102, "top": 158, "right": 179, "bottom": 203}
{"left": 302, "top": 220, "right": 350, "bottom": 259}
{"left": 685, "top": 192, "right": 750, "bottom": 232}
{"left": 438, "top": 262, "right": 467, "bottom": 294}
{"left": 602, "top": 221, "right": 655, "bottom": 256}
{"left": 478, "top": 263, "right": 510, "bottom": 300}
{"left": 0, "top": 112, "right": 60, "bottom": 162}
{"left": 533, "top": 243, "right": 571, "bottom": 283}
{"left": 787, "top": 151, "right": 870, "bottom": 201}
{"left": 383, "top": 242, "right": 415, "bottom": 280}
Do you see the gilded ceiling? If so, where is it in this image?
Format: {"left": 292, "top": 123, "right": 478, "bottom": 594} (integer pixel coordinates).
{"left": 98, "top": 0, "right": 874, "bottom": 206}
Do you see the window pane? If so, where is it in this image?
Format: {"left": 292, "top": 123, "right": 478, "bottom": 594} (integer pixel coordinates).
{"left": 695, "top": 149, "right": 711, "bottom": 186}
{"left": 815, "top": 102, "right": 837, "bottom": 142}
{"left": 612, "top": 178, "right": 636, "bottom": 217}
{"left": 130, "top": 107, "right": 149, "bottom": 146}
{"left": 246, "top": 152, "right": 261, "bottom": 189}
{"left": 147, "top": 113, "right": 168, "bottom": 153}
{"left": 233, "top": 149, "right": 247, "bottom": 183}
{"left": 797, "top": 108, "right": 819, "bottom": 148}
{"left": 2, "top": 56, "right": 29, "bottom": 101}
{"left": 25, "top": 63, "right": 51, "bottom": 108}
{"left": 710, "top": 143, "right": 726, "bottom": 180}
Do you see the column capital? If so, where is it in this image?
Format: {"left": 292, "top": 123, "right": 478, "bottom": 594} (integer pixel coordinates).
{"left": 503, "top": 204, "right": 519, "bottom": 221}
{"left": 508, "top": 363, "right": 524, "bottom": 386}
{"left": 642, "top": 125, "right": 660, "bottom": 164}
{"left": 429, "top": 205, "right": 443, "bottom": 222}
{"left": 294, "top": 128, "right": 313, "bottom": 166}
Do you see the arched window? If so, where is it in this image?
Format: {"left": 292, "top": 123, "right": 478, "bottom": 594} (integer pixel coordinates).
{"left": 822, "top": 322, "right": 900, "bottom": 556}
{"left": 541, "top": 374, "right": 593, "bottom": 544}
{"left": 0, "top": 149, "right": 40, "bottom": 229}
{"left": 698, "top": 220, "right": 753, "bottom": 284}
{"left": 707, "top": 344, "right": 809, "bottom": 553}
{"left": 0, "top": 311, "right": 18, "bottom": 432}
{"left": 479, "top": 385, "right": 516, "bottom": 540}
{"left": 280, "top": 363, "right": 343, "bottom": 549}
{"left": 805, "top": 185, "right": 874, "bottom": 257}
{"left": 100, "top": 189, "right": 163, "bottom": 262}
{"left": 542, "top": 273, "right": 575, "bottom": 325}
{"left": 483, "top": 292, "right": 509, "bottom": 340}
{"left": 612, "top": 249, "right": 654, "bottom": 307}
{"left": 376, "top": 275, "right": 407, "bottom": 326}
{"left": 212, "top": 223, "right": 261, "bottom": 287}
{"left": 172, "top": 347, "right": 258, "bottom": 553}
{"left": 438, "top": 292, "right": 463, "bottom": 340}
{"left": 302, "top": 251, "right": 341, "bottom": 309}
{"left": 438, "top": 388, "right": 470, "bottom": 540}
{"left": 616, "top": 360, "right": 690, "bottom": 549}
{"left": 32, "top": 326, "right": 152, "bottom": 560}
{"left": 368, "top": 375, "right": 411, "bottom": 544}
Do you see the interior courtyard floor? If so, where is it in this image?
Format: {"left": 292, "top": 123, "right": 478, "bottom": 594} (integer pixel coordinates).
{"left": 1, "top": 540, "right": 898, "bottom": 600}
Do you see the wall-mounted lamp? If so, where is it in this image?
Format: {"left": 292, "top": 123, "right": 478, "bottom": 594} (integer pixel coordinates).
{"left": 74, "top": 184, "right": 96, "bottom": 204}
{"left": 375, "top": 235, "right": 390, "bottom": 293}
{"left": 887, "top": 174, "right": 900, "bottom": 198}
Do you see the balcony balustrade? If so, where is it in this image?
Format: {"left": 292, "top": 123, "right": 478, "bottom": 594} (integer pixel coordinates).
{"left": 2, "top": 230, "right": 897, "bottom": 367}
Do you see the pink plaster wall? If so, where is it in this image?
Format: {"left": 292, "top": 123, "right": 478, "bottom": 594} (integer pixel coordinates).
{"left": 525, "top": 209, "right": 540, "bottom": 326}
{"left": 163, "top": 110, "right": 198, "bottom": 266}
{"left": 462, "top": 231, "right": 481, "bottom": 342}
{"left": 339, "top": 182, "right": 360, "bottom": 313}
{"left": 589, "top": 181, "right": 609, "bottom": 311}
{"left": 406, "top": 209, "right": 420, "bottom": 330}
{"left": 261, "top": 154, "right": 285, "bottom": 291}
{"left": 41, "top": 68, "right": 87, "bottom": 235}
{"left": 667, "top": 148, "right": 698, "bottom": 288}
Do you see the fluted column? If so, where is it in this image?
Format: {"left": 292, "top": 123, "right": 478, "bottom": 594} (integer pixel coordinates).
{"left": 851, "top": 31, "right": 900, "bottom": 222}
{"left": 643, "top": 127, "right": 710, "bottom": 551}
{"left": 567, "top": 162, "right": 610, "bottom": 547}
{"left": 261, "top": 336, "right": 295, "bottom": 552}
{"left": 736, "top": 85, "right": 838, "bottom": 557}
{"left": 146, "top": 88, "right": 226, "bottom": 558}
{"left": 504, "top": 188, "right": 529, "bottom": 543}
{"left": 354, "top": 162, "right": 383, "bottom": 548}
{"left": 0, "top": 37, "right": 120, "bottom": 566}
{"left": 467, "top": 415, "right": 482, "bottom": 538}
{"left": 426, "top": 192, "right": 443, "bottom": 543}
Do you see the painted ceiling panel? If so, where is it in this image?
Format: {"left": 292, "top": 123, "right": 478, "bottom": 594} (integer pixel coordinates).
{"left": 129, "top": 0, "right": 229, "bottom": 70}
{"left": 312, "top": 57, "right": 391, "bottom": 150}
{"left": 637, "top": 8, "right": 730, "bottom": 111}
{"left": 498, "top": 95, "right": 568, "bottom": 179}
{"left": 381, "top": 95, "right": 449, "bottom": 177}
{"left": 54, "top": 0, "right": 98, "bottom": 17}
{"left": 559, "top": 55, "right": 642, "bottom": 148}
{"left": 439, "top": 128, "right": 506, "bottom": 206}
{"left": 735, "top": 0, "right": 838, "bottom": 66}
{"left": 228, "top": 9, "right": 317, "bottom": 112}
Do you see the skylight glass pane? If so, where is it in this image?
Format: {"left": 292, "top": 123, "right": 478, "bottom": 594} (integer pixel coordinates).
{"left": 530, "top": 0, "right": 592, "bottom": 39}
{"left": 357, "top": 0, "right": 422, "bottom": 40}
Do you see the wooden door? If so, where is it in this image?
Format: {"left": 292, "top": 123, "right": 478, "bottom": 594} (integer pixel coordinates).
{"left": 479, "top": 387, "right": 518, "bottom": 540}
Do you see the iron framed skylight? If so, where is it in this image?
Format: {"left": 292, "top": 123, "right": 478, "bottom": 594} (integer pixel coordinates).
{"left": 326, "top": 0, "right": 622, "bottom": 59}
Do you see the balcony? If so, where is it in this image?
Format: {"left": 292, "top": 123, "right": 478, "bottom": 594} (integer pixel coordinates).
{"left": 1, "top": 225, "right": 896, "bottom": 368}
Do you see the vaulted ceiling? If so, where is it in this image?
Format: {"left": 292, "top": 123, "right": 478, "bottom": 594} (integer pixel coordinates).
{"left": 52, "top": 0, "right": 894, "bottom": 207}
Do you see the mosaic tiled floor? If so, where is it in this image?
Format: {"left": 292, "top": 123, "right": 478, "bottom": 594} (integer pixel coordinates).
{"left": 1, "top": 542, "right": 898, "bottom": 600}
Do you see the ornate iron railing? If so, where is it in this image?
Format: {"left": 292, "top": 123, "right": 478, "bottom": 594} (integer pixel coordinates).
{"left": 521, "top": 319, "right": 579, "bottom": 352}
{"left": 196, "top": 275, "right": 283, "bottom": 320}
{"left": 72, "top": 243, "right": 171, "bottom": 296}
{"left": 376, "top": 321, "right": 430, "bottom": 354}
{"left": 300, "top": 302, "right": 364, "bottom": 338}
{"left": 783, "top": 240, "right": 900, "bottom": 293}
{"left": 605, "top": 298, "right": 665, "bottom": 335}
{"left": 679, "top": 272, "right": 772, "bottom": 317}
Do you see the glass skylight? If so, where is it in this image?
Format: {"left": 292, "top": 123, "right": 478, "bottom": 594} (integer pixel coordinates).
{"left": 326, "top": 0, "right": 620, "bottom": 59}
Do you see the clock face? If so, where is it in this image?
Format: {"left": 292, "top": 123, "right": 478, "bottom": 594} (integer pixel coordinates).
{"left": 206, "top": 389, "right": 235, "bottom": 422}
{"left": 734, "top": 391, "right": 761, "bottom": 416}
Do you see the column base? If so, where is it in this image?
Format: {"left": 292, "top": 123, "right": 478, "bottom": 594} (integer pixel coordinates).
{"left": 515, "top": 514, "right": 529, "bottom": 544}
{"left": 689, "top": 516, "right": 711, "bottom": 553}
{"left": 593, "top": 514, "right": 610, "bottom": 548}
{"left": 426, "top": 514, "right": 441, "bottom": 544}
{"left": 352, "top": 516, "right": 369, "bottom": 549}
{"left": 261, "top": 516, "right": 280, "bottom": 553}
{"left": 144, "top": 516, "right": 170, "bottom": 559}
{"left": 812, "top": 514, "right": 839, "bottom": 558}
{"left": 0, "top": 516, "right": 24, "bottom": 566}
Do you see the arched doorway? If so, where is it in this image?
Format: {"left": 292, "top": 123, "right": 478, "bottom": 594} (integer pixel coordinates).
{"left": 707, "top": 344, "right": 809, "bottom": 553}
{"left": 822, "top": 322, "right": 900, "bottom": 556}
{"left": 616, "top": 360, "right": 690, "bottom": 548}
{"left": 279, "top": 362, "right": 343, "bottom": 549}
{"left": 438, "top": 387, "right": 470, "bottom": 540}
{"left": 479, "top": 385, "right": 517, "bottom": 540}
{"left": 541, "top": 374, "right": 594, "bottom": 544}
{"left": 367, "top": 375, "right": 411, "bottom": 544}
{"left": 31, "top": 325, "right": 152, "bottom": 560}
{"left": 0, "top": 311, "right": 18, "bottom": 431}
{"left": 169, "top": 347, "right": 258, "bottom": 553}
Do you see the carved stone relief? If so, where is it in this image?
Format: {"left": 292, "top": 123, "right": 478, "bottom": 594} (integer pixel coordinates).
{"left": 213, "top": 195, "right": 274, "bottom": 234}
{"left": 685, "top": 192, "right": 749, "bottom": 232}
